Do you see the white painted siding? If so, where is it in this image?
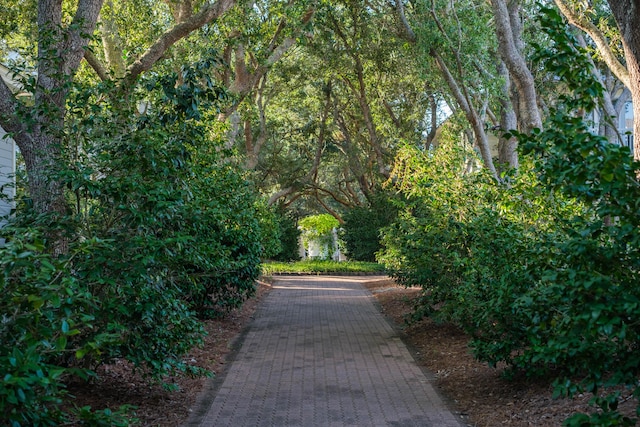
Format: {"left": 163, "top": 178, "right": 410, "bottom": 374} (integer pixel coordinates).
{"left": 0, "top": 126, "right": 16, "bottom": 225}
{"left": 620, "top": 101, "right": 635, "bottom": 155}
{"left": 0, "top": 64, "right": 19, "bottom": 230}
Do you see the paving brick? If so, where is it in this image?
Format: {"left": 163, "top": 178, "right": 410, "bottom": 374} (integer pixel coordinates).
{"left": 185, "top": 276, "right": 464, "bottom": 427}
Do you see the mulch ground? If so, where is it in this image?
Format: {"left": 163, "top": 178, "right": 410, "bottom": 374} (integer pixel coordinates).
{"left": 362, "top": 279, "right": 638, "bottom": 427}
{"left": 65, "top": 280, "right": 272, "bottom": 426}
{"left": 66, "top": 277, "right": 637, "bottom": 426}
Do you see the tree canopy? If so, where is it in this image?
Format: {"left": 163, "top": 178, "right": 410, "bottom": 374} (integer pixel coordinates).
{"left": 2, "top": 0, "right": 640, "bottom": 425}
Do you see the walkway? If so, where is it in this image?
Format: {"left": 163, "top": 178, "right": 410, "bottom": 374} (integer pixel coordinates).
{"left": 185, "top": 275, "right": 464, "bottom": 427}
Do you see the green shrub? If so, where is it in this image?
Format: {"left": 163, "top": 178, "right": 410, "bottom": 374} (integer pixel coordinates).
{"left": 507, "top": 12, "right": 640, "bottom": 425}
{"left": 340, "top": 192, "right": 399, "bottom": 262}
{"left": 256, "top": 201, "right": 283, "bottom": 260}
{"left": 270, "top": 207, "right": 301, "bottom": 262}
{"left": 379, "top": 143, "right": 582, "bottom": 362}
{"left": 380, "top": 8, "right": 640, "bottom": 424}
{"left": 0, "top": 53, "right": 265, "bottom": 425}
{"left": 0, "top": 231, "right": 134, "bottom": 426}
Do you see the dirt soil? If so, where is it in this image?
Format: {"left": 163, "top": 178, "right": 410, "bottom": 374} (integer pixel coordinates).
{"left": 67, "top": 277, "right": 636, "bottom": 426}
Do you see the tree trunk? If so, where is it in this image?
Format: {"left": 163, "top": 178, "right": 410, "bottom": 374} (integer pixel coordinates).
{"left": 19, "top": 1, "right": 103, "bottom": 218}
{"left": 0, "top": 0, "right": 101, "bottom": 252}
{"left": 491, "top": 0, "right": 542, "bottom": 132}
{"left": 425, "top": 93, "right": 438, "bottom": 149}
{"left": 100, "top": 0, "right": 126, "bottom": 78}
{"left": 432, "top": 50, "right": 499, "bottom": 181}
{"left": 607, "top": 0, "right": 640, "bottom": 159}
{"left": 344, "top": 56, "right": 389, "bottom": 179}
{"left": 245, "top": 76, "right": 269, "bottom": 170}
{"left": 497, "top": 60, "right": 518, "bottom": 170}
{"left": 575, "top": 33, "right": 619, "bottom": 142}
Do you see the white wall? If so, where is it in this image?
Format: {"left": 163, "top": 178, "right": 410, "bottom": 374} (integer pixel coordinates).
{"left": 0, "top": 63, "right": 19, "bottom": 228}
{"left": 0, "top": 126, "right": 16, "bottom": 225}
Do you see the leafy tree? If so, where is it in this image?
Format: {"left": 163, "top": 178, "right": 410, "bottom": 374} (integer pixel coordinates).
{"left": 0, "top": 0, "right": 318, "bottom": 251}
{"left": 395, "top": 0, "right": 519, "bottom": 177}
{"left": 379, "top": 9, "right": 640, "bottom": 424}
{"left": 510, "top": 10, "right": 640, "bottom": 423}
{"left": 553, "top": 0, "right": 640, "bottom": 157}
{"left": 0, "top": 48, "right": 267, "bottom": 426}
{"left": 248, "top": 0, "right": 429, "bottom": 212}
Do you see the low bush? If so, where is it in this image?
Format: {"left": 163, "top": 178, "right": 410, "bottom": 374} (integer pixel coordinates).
{"left": 0, "top": 231, "right": 135, "bottom": 426}
{"left": 262, "top": 260, "right": 384, "bottom": 275}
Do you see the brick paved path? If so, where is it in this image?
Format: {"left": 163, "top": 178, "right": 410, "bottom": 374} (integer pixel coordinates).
{"left": 185, "top": 275, "right": 463, "bottom": 427}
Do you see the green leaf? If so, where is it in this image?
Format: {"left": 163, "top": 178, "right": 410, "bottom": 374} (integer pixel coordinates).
{"left": 28, "top": 295, "right": 45, "bottom": 309}
{"left": 61, "top": 320, "right": 70, "bottom": 334}
{"left": 55, "top": 336, "right": 67, "bottom": 350}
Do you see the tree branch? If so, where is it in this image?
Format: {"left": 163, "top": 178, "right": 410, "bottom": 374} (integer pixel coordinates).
{"left": 313, "top": 186, "right": 353, "bottom": 209}
{"left": 383, "top": 99, "right": 402, "bottom": 129}
{"left": 392, "top": 0, "right": 416, "bottom": 42}
{"left": 124, "top": 0, "right": 237, "bottom": 85}
{"left": 268, "top": 186, "right": 295, "bottom": 206}
{"left": 432, "top": 49, "right": 499, "bottom": 180}
{"left": 83, "top": 49, "right": 109, "bottom": 81}
{"left": 220, "top": 5, "right": 316, "bottom": 118}
{"left": 65, "top": 0, "right": 105, "bottom": 76}
{"left": 164, "top": 0, "right": 193, "bottom": 22}
{"left": 313, "top": 190, "right": 345, "bottom": 224}
{"left": 554, "top": 0, "right": 630, "bottom": 88}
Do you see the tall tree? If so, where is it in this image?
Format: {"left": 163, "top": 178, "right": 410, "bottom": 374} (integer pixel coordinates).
{"left": 0, "top": 0, "right": 103, "bottom": 225}
{"left": 395, "top": 0, "right": 505, "bottom": 177}
{"left": 555, "top": 0, "right": 630, "bottom": 88}
{"left": 0, "top": 0, "right": 237, "bottom": 242}
{"left": 550, "top": 0, "right": 640, "bottom": 156}
{"left": 490, "top": 0, "right": 542, "bottom": 132}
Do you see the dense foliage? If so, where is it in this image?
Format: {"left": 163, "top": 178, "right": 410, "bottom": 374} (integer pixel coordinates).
{"left": 379, "top": 9, "right": 640, "bottom": 425}
{"left": 2, "top": 1, "right": 639, "bottom": 425}
{"left": 0, "top": 58, "right": 268, "bottom": 426}
{"left": 269, "top": 206, "right": 302, "bottom": 262}
{"left": 340, "top": 192, "right": 399, "bottom": 262}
